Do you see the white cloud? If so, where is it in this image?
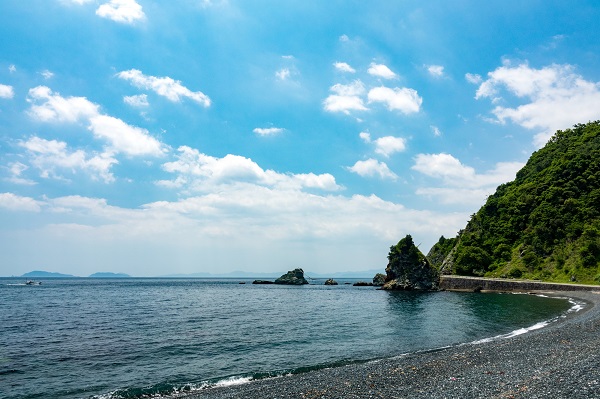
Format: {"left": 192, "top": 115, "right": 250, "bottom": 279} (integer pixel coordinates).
{"left": 275, "top": 68, "right": 290, "bottom": 80}
{"left": 2, "top": 190, "right": 467, "bottom": 276}
{"left": 360, "top": 132, "right": 406, "bottom": 157}
{"left": 426, "top": 65, "right": 444, "bottom": 77}
{"left": 41, "top": 70, "right": 54, "bottom": 79}
{"left": 367, "top": 86, "right": 422, "bottom": 114}
{"left": 88, "top": 115, "right": 165, "bottom": 157}
{"left": 465, "top": 73, "right": 482, "bottom": 84}
{"left": 0, "top": 84, "right": 14, "bottom": 99}
{"left": 19, "top": 136, "right": 118, "bottom": 183}
{"left": 367, "top": 63, "right": 397, "bottom": 79}
{"left": 96, "top": 0, "right": 145, "bottom": 24}
{"left": 411, "top": 153, "right": 524, "bottom": 206}
{"left": 158, "top": 146, "right": 342, "bottom": 192}
{"left": 27, "top": 85, "right": 166, "bottom": 160}
{"left": 347, "top": 158, "right": 397, "bottom": 180}
{"left": 323, "top": 80, "right": 368, "bottom": 114}
{"left": 117, "top": 69, "right": 211, "bottom": 107}
{"left": 431, "top": 125, "right": 442, "bottom": 137}
{"left": 253, "top": 127, "right": 284, "bottom": 136}
{"left": 5, "top": 162, "right": 36, "bottom": 186}
{"left": 8, "top": 65, "right": 16, "bottom": 73}
{"left": 123, "top": 94, "right": 149, "bottom": 107}
{"left": 373, "top": 136, "right": 406, "bottom": 157}
{"left": 339, "top": 34, "right": 350, "bottom": 42}
{"left": 334, "top": 62, "right": 356, "bottom": 73}
{"left": 476, "top": 62, "right": 600, "bottom": 146}
{"left": 27, "top": 86, "right": 99, "bottom": 122}
{"left": 0, "top": 193, "right": 42, "bottom": 212}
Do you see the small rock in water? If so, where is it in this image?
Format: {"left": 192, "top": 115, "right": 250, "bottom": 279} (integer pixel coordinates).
{"left": 324, "top": 278, "right": 338, "bottom": 285}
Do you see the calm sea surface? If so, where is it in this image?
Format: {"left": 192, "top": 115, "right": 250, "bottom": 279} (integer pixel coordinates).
{"left": 0, "top": 278, "right": 574, "bottom": 399}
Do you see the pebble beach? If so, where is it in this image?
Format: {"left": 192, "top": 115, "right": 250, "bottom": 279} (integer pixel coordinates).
{"left": 180, "top": 291, "right": 600, "bottom": 399}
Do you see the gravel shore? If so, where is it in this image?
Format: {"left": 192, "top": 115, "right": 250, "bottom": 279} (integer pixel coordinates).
{"left": 180, "top": 291, "right": 600, "bottom": 399}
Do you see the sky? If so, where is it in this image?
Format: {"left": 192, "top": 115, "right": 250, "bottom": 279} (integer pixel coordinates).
{"left": 1, "top": 0, "right": 600, "bottom": 277}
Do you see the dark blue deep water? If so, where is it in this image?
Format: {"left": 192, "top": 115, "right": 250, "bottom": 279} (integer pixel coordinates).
{"left": 0, "top": 278, "right": 573, "bottom": 399}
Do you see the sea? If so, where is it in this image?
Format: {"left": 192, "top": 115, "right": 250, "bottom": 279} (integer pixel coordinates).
{"left": 0, "top": 277, "right": 577, "bottom": 399}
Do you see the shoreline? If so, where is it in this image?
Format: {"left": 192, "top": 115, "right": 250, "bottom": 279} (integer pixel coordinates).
{"left": 177, "top": 290, "right": 600, "bottom": 399}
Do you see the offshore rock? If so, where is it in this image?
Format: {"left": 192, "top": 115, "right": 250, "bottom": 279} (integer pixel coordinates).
{"left": 353, "top": 281, "right": 373, "bottom": 286}
{"left": 252, "top": 280, "right": 274, "bottom": 284}
{"left": 324, "top": 278, "right": 338, "bottom": 285}
{"left": 382, "top": 235, "right": 439, "bottom": 291}
{"left": 274, "top": 268, "right": 309, "bottom": 285}
{"left": 372, "top": 273, "right": 386, "bottom": 287}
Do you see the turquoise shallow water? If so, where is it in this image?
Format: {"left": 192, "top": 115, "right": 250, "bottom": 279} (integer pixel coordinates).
{"left": 0, "top": 278, "right": 573, "bottom": 399}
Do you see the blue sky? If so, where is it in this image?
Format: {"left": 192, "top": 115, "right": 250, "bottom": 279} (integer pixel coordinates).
{"left": 1, "top": 0, "right": 600, "bottom": 277}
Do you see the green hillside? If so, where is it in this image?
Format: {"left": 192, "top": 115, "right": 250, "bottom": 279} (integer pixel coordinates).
{"left": 429, "top": 121, "right": 600, "bottom": 284}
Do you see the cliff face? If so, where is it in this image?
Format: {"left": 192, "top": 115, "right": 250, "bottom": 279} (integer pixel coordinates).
{"left": 441, "top": 121, "right": 600, "bottom": 284}
{"left": 382, "top": 235, "right": 438, "bottom": 290}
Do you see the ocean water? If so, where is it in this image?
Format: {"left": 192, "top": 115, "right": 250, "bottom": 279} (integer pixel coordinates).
{"left": 0, "top": 278, "right": 574, "bottom": 399}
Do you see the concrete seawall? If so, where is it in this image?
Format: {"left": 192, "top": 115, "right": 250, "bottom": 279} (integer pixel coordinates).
{"left": 439, "top": 275, "right": 600, "bottom": 292}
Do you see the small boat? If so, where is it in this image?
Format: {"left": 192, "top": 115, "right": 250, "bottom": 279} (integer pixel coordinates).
{"left": 25, "top": 280, "right": 42, "bottom": 285}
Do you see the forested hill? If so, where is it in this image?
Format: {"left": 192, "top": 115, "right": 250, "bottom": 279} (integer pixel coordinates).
{"left": 429, "top": 121, "right": 600, "bottom": 284}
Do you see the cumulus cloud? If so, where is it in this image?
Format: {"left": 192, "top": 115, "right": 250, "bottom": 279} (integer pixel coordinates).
{"left": 24, "top": 86, "right": 165, "bottom": 181}
{"left": 475, "top": 62, "right": 600, "bottom": 146}
{"left": 347, "top": 158, "right": 397, "bottom": 180}
{"left": 411, "top": 153, "right": 524, "bottom": 206}
{"left": 0, "top": 84, "right": 14, "bottom": 99}
{"left": 334, "top": 62, "right": 356, "bottom": 73}
{"left": 367, "top": 86, "right": 422, "bottom": 114}
{"left": 123, "top": 94, "right": 149, "bottom": 107}
{"left": 19, "top": 136, "right": 118, "bottom": 183}
{"left": 253, "top": 127, "right": 285, "bottom": 136}
{"left": 96, "top": 0, "right": 145, "bottom": 24}
{"left": 157, "top": 146, "right": 342, "bottom": 192}
{"left": 323, "top": 80, "right": 368, "bottom": 114}
{"left": 367, "top": 63, "right": 397, "bottom": 79}
{"left": 117, "top": 69, "right": 211, "bottom": 107}
{"left": 27, "top": 86, "right": 99, "bottom": 122}
{"left": 88, "top": 115, "right": 165, "bottom": 156}
{"left": 426, "top": 65, "right": 444, "bottom": 77}
{"left": 0, "top": 193, "right": 42, "bottom": 212}
{"left": 373, "top": 136, "right": 406, "bottom": 157}
{"left": 360, "top": 132, "right": 406, "bottom": 157}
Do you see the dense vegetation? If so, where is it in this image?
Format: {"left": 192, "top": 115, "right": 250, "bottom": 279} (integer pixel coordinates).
{"left": 429, "top": 121, "right": 600, "bottom": 284}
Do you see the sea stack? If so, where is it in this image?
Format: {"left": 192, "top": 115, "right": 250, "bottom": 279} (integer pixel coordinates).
{"left": 274, "top": 268, "right": 309, "bottom": 285}
{"left": 382, "top": 235, "right": 438, "bottom": 291}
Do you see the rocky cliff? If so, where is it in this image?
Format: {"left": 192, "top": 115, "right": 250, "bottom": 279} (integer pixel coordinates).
{"left": 382, "top": 235, "right": 438, "bottom": 290}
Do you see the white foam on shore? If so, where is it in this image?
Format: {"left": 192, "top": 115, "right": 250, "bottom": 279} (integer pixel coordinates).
{"left": 213, "top": 376, "right": 253, "bottom": 387}
{"left": 471, "top": 294, "right": 586, "bottom": 345}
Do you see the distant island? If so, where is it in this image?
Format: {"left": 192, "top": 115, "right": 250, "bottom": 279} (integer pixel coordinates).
{"left": 88, "top": 272, "right": 131, "bottom": 278}
{"left": 21, "top": 270, "right": 75, "bottom": 278}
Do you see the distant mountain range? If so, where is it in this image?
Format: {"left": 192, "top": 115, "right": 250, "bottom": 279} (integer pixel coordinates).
{"left": 11, "top": 269, "right": 381, "bottom": 279}
{"left": 18, "top": 270, "right": 130, "bottom": 278}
